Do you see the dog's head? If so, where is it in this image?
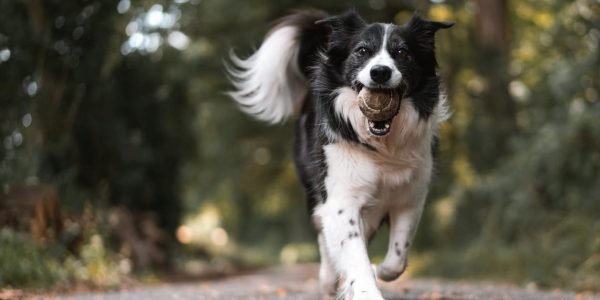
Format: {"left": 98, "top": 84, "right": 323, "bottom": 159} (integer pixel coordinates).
{"left": 318, "top": 12, "right": 453, "bottom": 136}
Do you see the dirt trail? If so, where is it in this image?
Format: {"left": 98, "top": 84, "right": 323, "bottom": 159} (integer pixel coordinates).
{"left": 52, "top": 264, "right": 599, "bottom": 300}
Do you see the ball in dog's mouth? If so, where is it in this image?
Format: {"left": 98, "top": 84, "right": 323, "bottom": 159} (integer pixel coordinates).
{"left": 358, "top": 88, "right": 401, "bottom": 136}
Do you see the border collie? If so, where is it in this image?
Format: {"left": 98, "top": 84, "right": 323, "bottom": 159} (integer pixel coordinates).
{"left": 226, "top": 10, "right": 453, "bottom": 300}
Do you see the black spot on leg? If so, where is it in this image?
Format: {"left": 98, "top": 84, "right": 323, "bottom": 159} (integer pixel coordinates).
{"left": 350, "top": 280, "right": 355, "bottom": 287}
{"left": 341, "top": 240, "right": 345, "bottom": 247}
{"left": 338, "top": 209, "right": 343, "bottom": 215}
{"left": 349, "top": 232, "right": 354, "bottom": 239}
{"left": 405, "top": 242, "right": 410, "bottom": 248}
{"left": 353, "top": 232, "right": 359, "bottom": 238}
{"left": 394, "top": 242, "right": 402, "bottom": 256}
{"left": 349, "top": 218, "right": 355, "bottom": 225}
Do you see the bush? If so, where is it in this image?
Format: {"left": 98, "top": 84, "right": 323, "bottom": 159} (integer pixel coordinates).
{"left": 0, "top": 229, "right": 63, "bottom": 288}
{"left": 419, "top": 110, "right": 600, "bottom": 292}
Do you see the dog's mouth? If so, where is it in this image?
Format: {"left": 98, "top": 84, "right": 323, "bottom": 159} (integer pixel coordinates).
{"left": 367, "top": 118, "right": 393, "bottom": 136}
{"left": 356, "top": 86, "right": 403, "bottom": 137}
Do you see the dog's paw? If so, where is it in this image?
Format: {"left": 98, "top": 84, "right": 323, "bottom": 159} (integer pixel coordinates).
{"left": 319, "top": 292, "right": 337, "bottom": 300}
{"left": 347, "top": 284, "right": 385, "bottom": 300}
{"left": 319, "top": 284, "right": 337, "bottom": 300}
{"left": 319, "top": 264, "right": 338, "bottom": 298}
{"left": 376, "top": 257, "right": 407, "bottom": 282}
{"left": 351, "top": 290, "right": 385, "bottom": 300}
{"left": 376, "top": 262, "right": 406, "bottom": 282}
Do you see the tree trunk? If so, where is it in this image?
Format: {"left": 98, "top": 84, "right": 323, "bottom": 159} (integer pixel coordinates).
{"left": 475, "top": 0, "right": 509, "bottom": 54}
{"left": 468, "top": 0, "right": 517, "bottom": 172}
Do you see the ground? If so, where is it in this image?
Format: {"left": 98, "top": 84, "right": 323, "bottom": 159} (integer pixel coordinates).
{"left": 6, "top": 264, "right": 599, "bottom": 300}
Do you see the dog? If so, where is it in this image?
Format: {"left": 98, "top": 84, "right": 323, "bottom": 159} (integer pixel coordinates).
{"left": 226, "top": 10, "right": 453, "bottom": 300}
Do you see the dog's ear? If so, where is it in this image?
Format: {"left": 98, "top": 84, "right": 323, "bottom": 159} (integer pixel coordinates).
{"left": 316, "top": 11, "right": 366, "bottom": 65}
{"left": 406, "top": 13, "right": 454, "bottom": 32}
{"left": 405, "top": 14, "right": 453, "bottom": 50}
{"left": 315, "top": 11, "right": 366, "bottom": 33}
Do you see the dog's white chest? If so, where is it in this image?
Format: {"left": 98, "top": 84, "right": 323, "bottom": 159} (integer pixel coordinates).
{"left": 323, "top": 142, "right": 430, "bottom": 205}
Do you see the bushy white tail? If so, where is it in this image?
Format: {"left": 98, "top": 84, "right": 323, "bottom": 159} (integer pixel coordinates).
{"left": 226, "top": 26, "right": 308, "bottom": 124}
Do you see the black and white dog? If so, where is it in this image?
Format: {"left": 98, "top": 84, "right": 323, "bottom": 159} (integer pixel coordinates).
{"left": 226, "top": 10, "right": 453, "bottom": 300}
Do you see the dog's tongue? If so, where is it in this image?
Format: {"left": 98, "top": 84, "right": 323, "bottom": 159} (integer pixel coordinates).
{"left": 357, "top": 88, "right": 401, "bottom": 121}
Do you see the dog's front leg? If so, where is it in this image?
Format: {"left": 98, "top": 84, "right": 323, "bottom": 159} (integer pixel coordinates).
{"left": 315, "top": 198, "right": 383, "bottom": 300}
{"left": 376, "top": 205, "right": 423, "bottom": 281}
{"left": 317, "top": 233, "right": 338, "bottom": 298}
{"left": 315, "top": 144, "right": 383, "bottom": 300}
{"left": 376, "top": 174, "right": 430, "bottom": 282}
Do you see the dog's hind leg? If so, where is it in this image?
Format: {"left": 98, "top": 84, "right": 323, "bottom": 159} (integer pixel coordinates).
{"left": 317, "top": 233, "right": 338, "bottom": 299}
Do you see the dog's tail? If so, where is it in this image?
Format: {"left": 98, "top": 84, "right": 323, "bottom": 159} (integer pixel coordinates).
{"left": 225, "top": 11, "right": 329, "bottom": 124}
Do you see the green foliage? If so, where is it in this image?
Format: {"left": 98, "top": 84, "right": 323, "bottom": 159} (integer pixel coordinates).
{"left": 421, "top": 111, "right": 600, "bottom": 291}
{"left": 63, "top": 233, "right": 129, "bottom": 287}
{"left": 0, "top": 229, "right": 63, "bottom": 288}
{"left": 0, "top": 226, "right": 131, "bottom": 289}
{"left": 0, "top": 0, "right": 195, "bottom": 232}
{"left": 416, "top": 0, "right": 600, "bottom": 292}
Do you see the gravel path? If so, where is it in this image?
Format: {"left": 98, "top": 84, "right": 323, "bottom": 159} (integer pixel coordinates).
{"left": 58, "top": 264, "right": 598, "bottom": 300}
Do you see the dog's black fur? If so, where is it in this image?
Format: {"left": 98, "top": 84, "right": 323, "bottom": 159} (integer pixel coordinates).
{"left": 282, "top": 11, "right": 452, "bottom": 213}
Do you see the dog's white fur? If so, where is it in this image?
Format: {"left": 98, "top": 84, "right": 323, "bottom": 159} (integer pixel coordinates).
{"left": 226, "top": 26, "right": 307, "bottom": 124}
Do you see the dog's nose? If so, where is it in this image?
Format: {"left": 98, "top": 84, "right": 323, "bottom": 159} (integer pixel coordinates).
{"left": 370, "top": 65, "right": 392, "bottom": 84}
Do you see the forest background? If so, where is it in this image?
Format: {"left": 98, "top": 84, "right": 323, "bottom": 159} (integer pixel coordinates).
{"left": 0, "top": 0, "right": 598, "bottom": 293}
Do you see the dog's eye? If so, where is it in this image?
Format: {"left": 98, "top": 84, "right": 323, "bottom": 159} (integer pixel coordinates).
{"left": 356, "top": 47, "right": 369, "bottom": 56}
{"left": 397, "top": 49, "right": 409, "bottom": 59}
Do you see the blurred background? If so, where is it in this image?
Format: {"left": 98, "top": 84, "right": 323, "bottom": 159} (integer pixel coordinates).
{"left": 0, "top": 0, "right": 599, "bottom": 294}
